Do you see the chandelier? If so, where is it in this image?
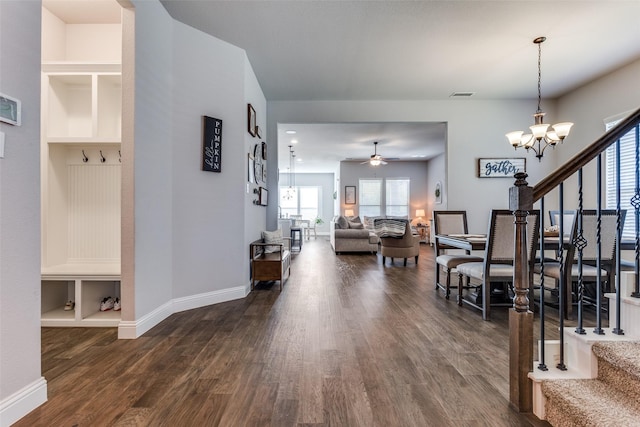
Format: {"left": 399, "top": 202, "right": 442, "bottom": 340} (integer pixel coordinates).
{"left": 506, "top": 37, "right": 573, "bottom": 161}
{"left": 282, "top": 145, "right": 296, "bottom": 200}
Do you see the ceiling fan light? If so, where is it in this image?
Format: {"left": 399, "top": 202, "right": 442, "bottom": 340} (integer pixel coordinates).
{"left": 370, "top": 158, "right": 381, "bottom": 166}
{"left": 552, "top": 122, "right": 573, "bottom": 138}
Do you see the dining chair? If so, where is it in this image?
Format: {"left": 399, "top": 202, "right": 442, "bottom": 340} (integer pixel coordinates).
{"left": 456, "top": 209, "right": 540, "bottom": 320}
{"left": 548, "top": 209, "right": 577, "bottom": 236}
{"left": 433, "top": 211, "right": 484, "bottom": 299}
{"left": 535, "top": 209, "right": 624, "bottom": 314}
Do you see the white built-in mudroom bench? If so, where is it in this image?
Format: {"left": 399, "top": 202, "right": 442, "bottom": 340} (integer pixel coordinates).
{"left": 40, "top": 2, "right": 123, "bottom": 327}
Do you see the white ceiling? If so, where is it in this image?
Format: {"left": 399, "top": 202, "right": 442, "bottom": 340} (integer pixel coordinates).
{"left": 161, "top": 1, "right": 640, "bottom": 101}
{"left": 277, "top": 122, "right": 446, "bottom": 174}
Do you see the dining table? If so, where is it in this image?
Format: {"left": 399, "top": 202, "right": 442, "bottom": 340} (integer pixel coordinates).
{"left": 435, "top": 233, "right": 487, "bottom": 252}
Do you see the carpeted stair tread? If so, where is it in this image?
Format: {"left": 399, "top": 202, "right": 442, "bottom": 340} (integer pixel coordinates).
{"left": 592, "top": 341, "right": 640, "bottom": 379}
{"left": 542, "top": 378, "right": 640, "bottom": 427}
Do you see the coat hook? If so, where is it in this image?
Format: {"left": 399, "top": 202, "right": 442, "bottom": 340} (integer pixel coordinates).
{"left": 99, "top": 150, "right": 106, "bottom": 163}
{"left": 82, "top": 150, "right": 89, "bottom": 163}
{"left": 118, "top": 150, "right": 121, "bottom": 163}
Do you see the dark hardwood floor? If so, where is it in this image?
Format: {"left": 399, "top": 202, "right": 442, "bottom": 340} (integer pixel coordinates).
{"left": 17, "top": 239, "right": 553, "bottom": 426}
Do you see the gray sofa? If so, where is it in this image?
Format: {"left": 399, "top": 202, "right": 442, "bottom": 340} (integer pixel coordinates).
{"left": 329, "top": 216, "right": 379, "bottom": 254}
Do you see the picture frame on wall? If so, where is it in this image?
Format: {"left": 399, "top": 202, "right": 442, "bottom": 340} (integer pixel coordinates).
{"left": 435, "top": 181, "right": 442, "bottom": 204}
{"left": 247, "top": 103, "right": 257, "bottom": 137}
{"left": 248, "top": 153, "right": 255, "bottom": 183}
{"left": 259, "top": 187, "right": 268, "bottom": 206}
{"left": 345, "top": 186, "right": 356, "bottom": 204}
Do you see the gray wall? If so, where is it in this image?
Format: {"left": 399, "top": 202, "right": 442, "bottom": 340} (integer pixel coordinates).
{"left": 0, "top": 0, "right": 46, "bottom": 421}
{"left": 129, "top": 0, "right": 266, "bottom": 323}
{"left": 339, "top": 161, "right": 429, "bottom": 219}
{"left": 553, "top": 58, "right": 640, "bottom": 211}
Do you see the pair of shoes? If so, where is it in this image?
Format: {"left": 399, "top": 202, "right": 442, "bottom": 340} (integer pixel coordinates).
{"left": 100, "top": 297, "right": 114, "bottom": 311}
{"left": 113, "top": 298, "right": 121, "bottom": 311}
{"left": 64, "top": 301, "right": 75, "bottom": 311}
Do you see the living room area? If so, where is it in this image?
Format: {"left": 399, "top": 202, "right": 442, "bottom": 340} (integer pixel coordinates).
{"left": 274, "top": 121, "right": 445, "bottom": 257}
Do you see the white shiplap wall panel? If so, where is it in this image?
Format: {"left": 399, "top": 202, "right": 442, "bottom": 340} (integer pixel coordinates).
{"left": 67, "top": 163, "right": 121, "bottom": 262}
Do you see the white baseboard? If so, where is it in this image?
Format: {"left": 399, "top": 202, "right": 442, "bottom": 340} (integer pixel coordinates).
{"left": 0, "top": 377, "right": 47, "bottom": 427}
{"left": 172, "top": 285, "right": 248, "bottom": 313}
{"left": 118, "top": 284, "right": 250, "bottom": 339}
{"left": 118, "top": 300, "right": 173, "bottom": 339}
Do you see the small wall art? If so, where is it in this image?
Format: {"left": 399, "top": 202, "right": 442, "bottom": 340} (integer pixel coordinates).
{"left": 247, "top": 104, "right": 256, "bottom": 137}
{"left": 202, "top": 116, "right": 222, "bottom": 172}
{"left": 345, "top": 186, "right": 356, "bottom": 204}
{"left": 435, "top": 181, "right": 442, "bottom": 204}
{"left": 477, "top": 158, "right": 526, "bottom": 178}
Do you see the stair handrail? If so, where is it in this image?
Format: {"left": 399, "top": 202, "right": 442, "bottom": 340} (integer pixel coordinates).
{"left": 533, "top": 106, "right": 640, "bottom": 201}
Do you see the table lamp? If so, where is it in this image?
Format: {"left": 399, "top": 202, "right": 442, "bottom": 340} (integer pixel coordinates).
{"left": 345, "top": 209, "right": 354, "bottom": 217}
{"left": 415, "top": 209, "right": 426, "bottom": 225}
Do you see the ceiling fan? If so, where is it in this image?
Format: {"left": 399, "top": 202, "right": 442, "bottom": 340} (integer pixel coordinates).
{"left": 361, "top": 141, "right": 395, "bottom": 166}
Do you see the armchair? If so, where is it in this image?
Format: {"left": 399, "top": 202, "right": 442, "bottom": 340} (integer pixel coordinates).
{"left": 378, "top": 220, "right": 420, "bottom": 266}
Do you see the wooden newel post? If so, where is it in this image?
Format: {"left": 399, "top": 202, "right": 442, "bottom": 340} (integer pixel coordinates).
{"left": 508, "top": 172, "right": 533, "bottom": 412}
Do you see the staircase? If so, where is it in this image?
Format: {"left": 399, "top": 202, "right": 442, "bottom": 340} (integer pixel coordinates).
{"left": 529, "top": 272, "right": 640, "bottom": 425}
{"left": 542, "top": 341, "right": 640, "bottom": 426}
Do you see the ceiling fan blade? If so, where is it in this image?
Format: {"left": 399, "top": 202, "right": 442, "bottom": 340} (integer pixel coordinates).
{"left": 380, "top": 160, "right": 388, "bottom": 165}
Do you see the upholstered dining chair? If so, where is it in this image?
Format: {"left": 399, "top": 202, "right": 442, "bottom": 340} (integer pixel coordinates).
{"left": 535, "top": 209, "right": 624, "bottom": 315}
{"left": 433, "top": 211, "right": 483, "bottom": 299}
{"left": 548, "top": 210, "right": 577, "bottom": 236}
{"left": 456, "top": 209, "right": 540, "bottom": 320}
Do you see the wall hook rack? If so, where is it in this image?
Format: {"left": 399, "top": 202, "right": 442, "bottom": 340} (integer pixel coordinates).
{"left": 99, "top": 150, "right": 106, "bottom": 163}
{"left": 82, "top": 150, "right": 89, "bottom": 163}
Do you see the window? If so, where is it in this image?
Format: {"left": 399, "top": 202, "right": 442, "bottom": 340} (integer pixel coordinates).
{"left": 605, "top": 119, "right": 639, "bottom": 240}
{"left": 385, "top": 178, "right": 410, "bottom": 217}
{"left": 279, "top": 186, "right": 320, "bottom": 220}
{"left": 359, "top": 179, "right": 382, "bottom": 217}
{"left": 358, "top": 178, "right": 410, "bottom": 217}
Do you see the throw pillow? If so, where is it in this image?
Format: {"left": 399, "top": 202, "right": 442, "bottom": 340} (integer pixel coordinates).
{"left": 350, "top": 216, "right": 362, "bottom": 223}
{"left": 262, "top": 229, "right": 283, "bottom": 253}
{"left": 336, "top": 215, "right": 349, "bottom": 229}
{"left": 349, "top": 221, "right": 364, "bottom": 229}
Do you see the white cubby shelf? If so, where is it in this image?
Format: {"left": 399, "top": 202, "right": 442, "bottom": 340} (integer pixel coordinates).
{"left": 41, "top": 266, "right": 121, "bottom": 327}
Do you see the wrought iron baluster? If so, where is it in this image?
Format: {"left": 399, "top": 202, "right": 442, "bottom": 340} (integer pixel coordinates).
{"left": 557, "top": 183, "right": 567, "bottom": 370}
{"left": 538, "top": 196, "right": 548, "bottom": 371}
{"left": 613, "top": 138, "right": 624, "bottom": 335}
{"left": 595, "top": 154, "right": 605, "bottom": 335}
{"left": 632, "top": 124, "right": 640, "bottom": 298}
{"left": 575, "top": 169, "right": 587, "bottom": 334}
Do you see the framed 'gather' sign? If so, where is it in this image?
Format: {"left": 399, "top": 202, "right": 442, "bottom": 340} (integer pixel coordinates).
{"left": 477, "top": 158, "right": 526, "bottom": 178}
